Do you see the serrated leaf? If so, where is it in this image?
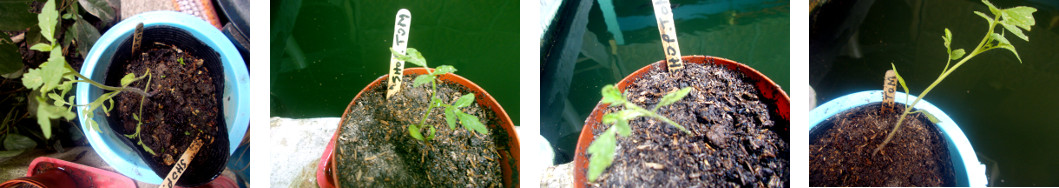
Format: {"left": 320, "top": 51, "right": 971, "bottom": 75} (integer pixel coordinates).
{"left": 433, "top": 65, "right": 456, "bottom": 75}
{"left": 600, "top": 85, "right": 625, "bottom": 106}
{"left": 390, "top": 47, "right": 427, "bottom": 67}
{"left": 47, "top": 92, "right": 62, "bottom": 106}
{"left": 29, "top": 43, "right": 52, "bottom": 52}
{"left": 412, "top": 74, "right": 434, "bottom": 87}
{"left": 457, "top": 111, "right": 489, "bottom": 135}
{"left": 614, "top": 119, "right": 630, "bottom": 137}
{"left": 1000, "top": 6, "right": 1036, "bottom": 32}
{"left": 982, "top": 0, "right": 1000, "bottom": 18}
{"left": 444, "top": 107, "right": 457, "bottom": 129}
{"left": 452, "top": 93, "right": 475, "bottom": 108}
{"left": 4, "top": 133, "right": 36, "bottom": 150}
{"left": 587, "top": 128, "right": 617, "bottom": 182}
{"left": 37, "top": 48, "right": 68, "bottom": 94}
{"left": 950, "top": 49, "right": 965, "bottom": 60}
{"left": 37, "top": 0, "right": 58, "bottom": 43}
{"left": 990, "top": 32, "right": 1022, "bottom": 63}
{"left": 72, "top": 17, "right": 102, "bottom": 57}
{"left": 657, "top": 87, "right": 693, "bottom": 108}
{"left": 21, "top": 68, "right": 42, "bottom": 89}
{"left": 78, "top": 0, "right": 116, "bottom": 26}
{"left": 0, "top": 0, "right": 37, "bottom": 31}
{"left": 408, "top": 124, "right": 424, "bottom": 141}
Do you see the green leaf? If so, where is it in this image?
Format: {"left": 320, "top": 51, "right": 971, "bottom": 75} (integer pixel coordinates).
{"left": 916, "top": 110, "right": 941, "bottom": 124}
{"left": 943, "top": 28, "right": 952, "bottom": 49}
{"left": 1000, "top": 6, "right": 1036, "bottom": 32}
{"left": 426, "top": 126, "right": 436, "bottom": 140}
{"left": 444, "top": 107, "right": 457, "bottom": 129}
{"left": 0, "top": 150, "right": 25, "bottom": 158}
{"left": 38, "top": 49, "right": 69, "bottom": 93}
{"left": 452, "top": 93, "right": 475, "bottom": 108}
{"left": 21, "top": 68, "right": 43, "bottom": 89}
{"left": 433, "top": 65, "right": 456, "bottom": 75}
{"left": 600, "top": 85, "right": 625, "bottom": 106}
{"left": 0, "top": 0, "right": 36, "bottom": 31}
{"left": 974, "top": 11, "right": 994, "bottom": 25}
{"left": 0, "top": 32, "right": 24, "bottom": 75}
{"left": 657, "top": 87, "right": 693, "bottom": 108}
{"left": 587, "top": 128, "right": 617, "bottom": 182}
{"left": 891, "top": 63, "right": 909, "bottom": 95}
{"left": 77, "top": 0, "right": 116, "bottom": 26}
{"left": 37, "top": 0, "right": 59, "bottom": 43}
{"left": 408, "top": 124, "right": 424, "bottom": 141}
{"left": 390, "top": 47, "right": 427, "bottom": 67}
{"left": 457, "top": 111, "right": 489, "bottom": 135}
{"left": 29, "top": 43, "right": 52, "bottom": 52}
{"left": 982, "top": 0, "right": 1001, "bottom": 18}
{"left": 140, "top": 141, "right": 156, "bottom": 155}
{"left": 62, "top": 13, "right": 71, "bottom": 19}
{"left": 4, "top": 133, "right": 36, "bottom": 150}
{"left": 120, "top": 73, "right": 138, "bottom": 86}
{"left": 411, "top": 74, "right": 434, "bottom": 87}
{"left": 47, "top": 92, "right": 63, "bottom": 106}
{"left": 990, "top": 32, "right": 1022, "bottom": 63}
{"left": 35, "top": 98, "right": 79, "bottom": 139}
{"left": 72, "top": 17, "right": 102, "bottom": 57}
{"left": 950, "top": 49, "right": 965, "bottom": 60}
{"left": 614, "top": 119, "right": 630, "bottom": 137}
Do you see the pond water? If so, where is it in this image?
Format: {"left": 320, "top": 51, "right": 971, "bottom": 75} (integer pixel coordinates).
{"left": 542, "top": 0, "right": 789, "bottom": 164}
{"left": 811, "top": 0, "right": 1059, "bottom": 186}
{"left": 269, "top": 0, "right": 520, "bottom": 124}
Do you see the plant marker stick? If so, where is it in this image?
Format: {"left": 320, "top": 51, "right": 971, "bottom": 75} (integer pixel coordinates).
{"left": 386, "top": 9, "right": 412, "bottom": 99}
{"left": 651, "top": 0, "right": 683, "bottom": 71}
{"left": 159, "top": 139, "right": 204, "bottom": 188}
{"left": 132, "top": 23, "right": 144, "bottom": 55}
{"left": 882, "top": 70, "right": 896, "bottom": 113}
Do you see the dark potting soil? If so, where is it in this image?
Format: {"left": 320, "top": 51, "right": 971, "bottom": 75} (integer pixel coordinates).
{"left": 336, "top": 74, "right": 506, "bottom": 187}
{"left": 112, "top": 42, "right": 227, "bottom": 186}
{"left": 809, "top": 103, "right": 955, "bottom": 186}
{"left": 587, "top": 63, "right": 788, "bottom": 187}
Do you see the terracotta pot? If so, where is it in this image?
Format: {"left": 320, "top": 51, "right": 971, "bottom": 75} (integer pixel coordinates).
{"left": 0, "top": 157, "right": 136, "bottom": 188}
{"left": 572, "top": 55, "right": 790, "bottom": 187}
{"left": 315, "top": 68, "right": 520, "bottom": 187}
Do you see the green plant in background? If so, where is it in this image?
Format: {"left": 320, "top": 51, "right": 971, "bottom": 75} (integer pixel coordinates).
{"left": 877, "top": 0, "right": 1035, "bottom": 154}
{"left": 586, "top": 85, "right": 693, "bottom": 182}
{"left": 390, "top": 47, "right": 489, "bottom": 142}
{"left": 22, "top": 0, "right": 151, "bottom": 143}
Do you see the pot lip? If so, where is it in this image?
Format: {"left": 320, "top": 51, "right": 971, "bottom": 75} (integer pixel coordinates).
{"left": 572, "top": 55, "right": 790, "bottom": 187}
{"left": 74, "top": 11, "right": 249, "bottom": 184}
{"left": 316, "top": 68, "right": 520, "bottom": 188}
{"left": 808, "top": 90, "right": 986, "bottom": 186}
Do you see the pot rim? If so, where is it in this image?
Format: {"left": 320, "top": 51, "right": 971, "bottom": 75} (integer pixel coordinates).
{"left": 808, "top": 90, "right": 986, "bottom": 186}
{"left": 572, "top": 55, "right": 790, "bottom": 187}
{"left": 75, "top": 11, "right": 249, "bottom": 184}
{"left": 316, "top": 67, "right": 520, "bottom": 188}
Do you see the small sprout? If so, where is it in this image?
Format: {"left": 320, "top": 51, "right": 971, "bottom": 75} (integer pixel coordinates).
{"left": 389, "top": 47, "right": 488, "bottom": 143}
{"left": 878, "top": 0, "right": 1035, "bottom": 154}
{"left": 184, "top": 131, "right": 190, "bottom": 136}
{"left": 179, "top": 57, "right": 185, "bottom": 66}
{"left": 587, "top": 84, "right": 693, "bottom": 182}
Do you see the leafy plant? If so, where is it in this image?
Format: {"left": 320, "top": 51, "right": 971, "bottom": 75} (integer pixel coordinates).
{"left": 877, "top": 0, "right": 1035, "bottom": 154}
{"left": 21, "top": 0, "right": 151, "bottom": 146}
{"left": 586, "top": 84, "right": 693, "bottom": 182}
{"left": 389, "top": 47, "right": 489, "bottom": 141}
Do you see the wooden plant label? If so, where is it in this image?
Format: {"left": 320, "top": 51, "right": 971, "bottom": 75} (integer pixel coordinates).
{"left": 159, "top": 139, "right": 204, "bottom": 188}
{"left": 386, "top": 9, "right": 412, "bottom": 99}
{"left": 883, "top": 70, "right": 897, "bottom": 113}
{"left": 651, "top": 0, "right": 683, "bottom": 71}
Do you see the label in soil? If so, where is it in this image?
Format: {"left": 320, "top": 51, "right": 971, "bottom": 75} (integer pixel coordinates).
{"left": 883, "top": 70, "right": 896, "bottom": 113}
{"left": 386, "top": 9, "right": 412, "bottom": 99}
{"left": 651, "top": 0, "right": 683, "bottom": 71}
{"left": 159, "top": 139, "right": 204, "bottom": 188}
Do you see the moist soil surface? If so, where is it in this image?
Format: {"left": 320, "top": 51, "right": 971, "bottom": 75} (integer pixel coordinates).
{"left": 587, "top": 63, "right": 788, "bottom": 187}
{"left": 335, "top": 74, "right": 507, "bottom": 187}
{"left": 809, "top": 103, "right": 955, "bottom": 186}
{"left": 112, "top": 42, "right": 227, "bottom": 186}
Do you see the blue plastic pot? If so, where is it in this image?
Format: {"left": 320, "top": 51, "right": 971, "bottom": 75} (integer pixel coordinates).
{"left": 75, "top": 11, "right": 249, "bottom": 184}
{"left": 809, "top": 90, "right": 986, "bottom": 186}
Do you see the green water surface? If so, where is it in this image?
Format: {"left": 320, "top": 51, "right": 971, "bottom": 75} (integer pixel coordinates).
{"left": 812, "top": 0, "right": 1059, "bottom": 186}
{"left": 270, "top": 0, "right": 519, "bottom": 124}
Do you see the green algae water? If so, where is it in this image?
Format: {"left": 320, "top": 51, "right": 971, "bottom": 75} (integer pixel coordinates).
{"left": 812, "top": 0, "right": 1059, "bottom": 186}
{"left": 270, "top": 0, "right": 519, "bottom": 124}
{"left": 541, "top": 0, "right": 789, "bottom": 164}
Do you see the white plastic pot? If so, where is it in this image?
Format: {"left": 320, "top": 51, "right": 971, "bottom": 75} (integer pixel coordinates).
{"left": 75, "top": 11, "right": 249, "bottom": 184}
{"left": 809, "top": 90, "right": 986, "bottom": 186}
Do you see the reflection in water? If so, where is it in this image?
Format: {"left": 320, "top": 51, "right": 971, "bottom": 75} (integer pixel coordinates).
{"left": 542, "top": 0, "right": 789, "bottom": 164}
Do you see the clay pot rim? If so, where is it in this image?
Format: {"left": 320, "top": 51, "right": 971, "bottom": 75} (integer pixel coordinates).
{"left": 571, "top": 55, "right": 790, "bottom": 187}
{"left": 316, "top": 67, "right": 520, "bottom": 187}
